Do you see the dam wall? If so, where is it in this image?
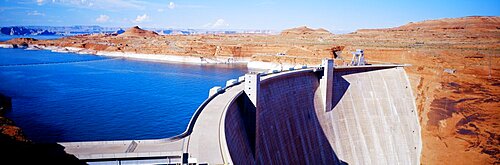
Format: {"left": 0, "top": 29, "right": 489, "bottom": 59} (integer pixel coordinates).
{"left": 225, "top": 95, "right": 257, "bottom": 163}
{"left": 319, "top": 66, "right": 421, "bottom": 164}
{"left": 255, "top": 71, "right": 340, "bottom": 164}
{"left": 224, "top": 65, "right": 421, "bottom": 164}
{"left": 225, "top": 70, "right": 343, "bottom": 164}
{"left": 60, "top": 63, "right": 421, "bottom": 164}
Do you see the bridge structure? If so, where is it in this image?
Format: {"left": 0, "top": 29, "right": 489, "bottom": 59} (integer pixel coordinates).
{"left": 59, "top": 59, "right": 422, "bottom": 165}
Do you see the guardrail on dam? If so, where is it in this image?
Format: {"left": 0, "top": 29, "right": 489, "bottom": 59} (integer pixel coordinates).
{"left": 59, "top": 59, "right": 422, "bottom": 165}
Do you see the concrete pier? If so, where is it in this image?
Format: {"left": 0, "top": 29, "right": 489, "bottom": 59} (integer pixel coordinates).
{"left": 208, "top": 86, "right": 222, "bottom": 97}
{"left": 244, "top": 73, "right": 260, "bottom": 107}
{"left": 320, "top": 59, "right": 334, "bottom": 111}
{"left": 60, "top": 64, "right": 421, "bottom": 165}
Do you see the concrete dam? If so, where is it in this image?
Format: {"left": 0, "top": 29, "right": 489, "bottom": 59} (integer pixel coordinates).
{"left": 60, "top": 60, "right": 422, "bottom": 164}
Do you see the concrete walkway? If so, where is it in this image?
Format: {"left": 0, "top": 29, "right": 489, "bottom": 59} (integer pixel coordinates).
{"left": 185, "top": 84, "right": 244, "bottom": 164}
{"left": 59, "top": 138, "right": 184, "bottom": 160}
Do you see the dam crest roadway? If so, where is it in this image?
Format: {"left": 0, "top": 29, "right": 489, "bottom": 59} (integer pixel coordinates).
{"left": 59, "top": 60, "right": 422, "bottom": 165}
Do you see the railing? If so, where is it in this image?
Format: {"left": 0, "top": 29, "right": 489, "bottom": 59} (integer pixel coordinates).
{"left": 167, "top": 66, "right": 317, "bottom": 140}
{"left": 185, "top": 63, "right": 404, "bottom": 140}
{"left": 77, "top": 151, "right": 182, "bottom": 161}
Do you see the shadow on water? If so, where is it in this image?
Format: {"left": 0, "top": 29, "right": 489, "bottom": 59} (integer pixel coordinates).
{"left": 3, "top": 99, "right": 67, "bottom": 143}
{"left": 0, "top": 93, "right": 12, "bottom": 114}
{"left": 0, "top": 134, "right": 85, "bottom": 164}
{"left": 0, "top": 93, "right": 84, "bottom": 164}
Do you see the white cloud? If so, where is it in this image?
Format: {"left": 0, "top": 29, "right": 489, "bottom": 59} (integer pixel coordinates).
{"left": 168, "top": 2, "right": 175, "bottom": 9}
{"left": 213, "top": 19, "right": 228, "bottom": 28}
{"left": 27, "top": 10, "right": 45, "bottom": 16}
{"left": 157, "top": 8, "right": 164, "bottom": 12}
{"left": 95, "top": 14, "right": 110, "bottom": 23}
{"left": 133, "top": 14, "right": 149, "bottom": 23}
{"left": 203, "top": 19, "right": 230, "bottom": 29}
{"left": 37, "top": 0, "right": 44, "bottom": 5}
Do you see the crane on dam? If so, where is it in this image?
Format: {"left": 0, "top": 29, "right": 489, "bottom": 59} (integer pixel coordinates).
{"left": 350, "top": 49, "right": 366, "bottom": 66}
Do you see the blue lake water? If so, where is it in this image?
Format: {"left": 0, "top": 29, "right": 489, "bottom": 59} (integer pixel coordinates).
{"left": 0, "top": 47, "right": 247, "bottom": 143}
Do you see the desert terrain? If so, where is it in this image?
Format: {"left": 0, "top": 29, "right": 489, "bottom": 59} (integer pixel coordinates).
{"left": 1, "top": 16, "right": 498, "bottom": 164}
{"left": 333, "top": 16, "right": 499, "bottom": 164}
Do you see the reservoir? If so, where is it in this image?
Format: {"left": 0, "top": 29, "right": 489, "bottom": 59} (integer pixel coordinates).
{"left": 0, "top": 47, "right": 247, "bottom": 143}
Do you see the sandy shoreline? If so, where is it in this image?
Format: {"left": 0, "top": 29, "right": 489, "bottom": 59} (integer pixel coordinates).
{"left": 0, "top": 43, "right": 314, "bottom": 70}
{"left": 0, "top": 44, "right": 14, "bottom": 48}
{"left": 247, "top": 61, "right": 309, "bottom": 70}
{"left": 95, "top": 51, "right": 250, "bottom": 65}
{"left": 1, "top": 43, "right": 249, "bottom": 63}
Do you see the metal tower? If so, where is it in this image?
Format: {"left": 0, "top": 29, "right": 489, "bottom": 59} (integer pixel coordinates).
{"left": 350, "top": 49, "right": 366, "bottom": 66}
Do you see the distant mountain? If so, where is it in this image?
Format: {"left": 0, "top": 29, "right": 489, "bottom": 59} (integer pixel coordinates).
{"left": 0, "top": 25, "right": 277, "bottom": 36}
{"left": 280, "top": 26, "right": 332, "bottom": 36}
{"left": 0, "top": 26, "right": 121, "bottom": 36}
{"left": 356, "top": 16, "right": 500, "bottom": 32}
{"left": 0, "top": 27, "right": 56, "bottom": 35}
{"left": 393, "top": 16, "right": 500, "bottom": 30}
{"left": 119, "top": 26, "right": 158, "bottom": 37}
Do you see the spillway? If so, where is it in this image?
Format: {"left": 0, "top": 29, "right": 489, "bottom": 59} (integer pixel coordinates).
{"left": 60, "top": 61, "right": 421, "bottom": 165}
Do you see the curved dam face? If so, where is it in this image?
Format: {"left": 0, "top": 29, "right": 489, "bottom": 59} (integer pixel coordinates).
{"left": 58, "top": 64, "right": 421, "bottom": 165}
{"left": 224, "top": 66, "right": 421, "bottom": 164}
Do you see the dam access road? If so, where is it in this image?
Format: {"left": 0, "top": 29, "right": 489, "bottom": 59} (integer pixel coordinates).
{"left": 60, "top": 60, "right": 422, "bottom": 165}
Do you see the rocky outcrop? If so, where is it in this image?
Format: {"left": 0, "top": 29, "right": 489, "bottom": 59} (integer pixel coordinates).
{"left": 0, "top": 117, "right": 28, "bottom": 142}
{"left": 119, "top": 26, "right": 159, "bottom": 37}
{"left": 392, "top": 16, "right": 500, "bottom": 31}
{"left": 4, "top": 38, "right": 38, "bottom": 45}
{"left": 280, "top": 26, "right": 332, "bottom": 36}
{"left": 4, "top": 38, "right": 38, "bottom": 48}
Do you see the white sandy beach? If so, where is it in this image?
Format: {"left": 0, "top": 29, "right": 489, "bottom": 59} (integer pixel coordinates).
{"left": 246, "top": 61, "right": 309, "bottom": 70}
{"left": 95, "top": 51, "right": 251, "bottom": 65}
{"left": 0, "top": 44, "right": 14, "bottom": 48}
{"left": 1, "top": 43, "right": 313, "bottom": 70}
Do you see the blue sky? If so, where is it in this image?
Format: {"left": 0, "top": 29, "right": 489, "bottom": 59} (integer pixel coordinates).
{"left": 0, "top": 0, "right": 499, "bottom": 32}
